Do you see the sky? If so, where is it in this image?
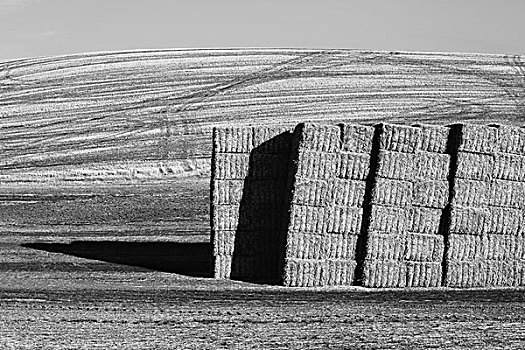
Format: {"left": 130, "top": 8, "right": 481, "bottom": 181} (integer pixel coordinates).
{"left": 0, "top": 0, "right": 524, "bottom": 60}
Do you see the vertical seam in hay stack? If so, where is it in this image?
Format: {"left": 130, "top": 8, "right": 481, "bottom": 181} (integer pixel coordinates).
{"left": 444, "top": 123, "right": 525, "bottom": 287}
{"left": 362, "top": 123, "right": 452, "bottom": 288}
{"left": 440, "top": 124, "right": 461, "bottom": 287}
{"left": 353, "top": 124, "right": 381, "bottom": 285}
{"left": 282, "top": 123, "right": 375, "bottom": 287}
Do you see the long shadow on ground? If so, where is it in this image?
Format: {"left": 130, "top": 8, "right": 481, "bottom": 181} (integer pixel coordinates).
{"left": 22, "top": 241, "right": 213, "bottom": 278}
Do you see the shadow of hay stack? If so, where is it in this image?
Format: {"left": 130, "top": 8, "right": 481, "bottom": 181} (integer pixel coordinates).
{"left": 230, "top": 132, "right": 293, "bottom": 284}
{"left": 22, "top": 241, "right": 213, "bottom": 277}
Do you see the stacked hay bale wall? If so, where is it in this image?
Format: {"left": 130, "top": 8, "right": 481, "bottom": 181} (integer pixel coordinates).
{"left": 211, "top": 122, "right": 525, "bottom": 288}
{"left": 446, "top": 124, "right": 525, "bottom": 287}
{"left": 211, "top": 126, "right": 293, "bottom": 281}
{"left": 362, "top": 124, "right": 452, "bottom": 287}
{"left": 282, "top": 123, "right": 374, "bottom": 287}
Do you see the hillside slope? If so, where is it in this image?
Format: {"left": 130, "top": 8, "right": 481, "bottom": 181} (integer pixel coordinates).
{"left": 0, "top": 49, "right": 524, "bottom": 242}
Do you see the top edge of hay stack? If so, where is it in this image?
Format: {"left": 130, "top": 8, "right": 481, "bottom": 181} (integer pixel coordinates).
{"left": 211, "top": 122, "right": 525, "bottom": 288}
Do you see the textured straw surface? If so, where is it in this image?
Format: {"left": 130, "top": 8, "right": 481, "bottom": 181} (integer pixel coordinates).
{"left": 446, "top": 124, "right": 525, "bottom": 287}
{"left": 211, "top": 126, "right": 293, "bottom": 281}
{"left": 283, "top": 123, "right": 374, "bottom": 287}
{"left": 211, "top": 121, "right": 525, "bottom": 288}
{"left": 362, "top": 123, "right": 451, "bottom": 288}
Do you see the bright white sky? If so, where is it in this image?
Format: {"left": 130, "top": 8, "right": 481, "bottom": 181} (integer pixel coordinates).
{"left": 0, "top": 0, "right": 524, "bottom": 60}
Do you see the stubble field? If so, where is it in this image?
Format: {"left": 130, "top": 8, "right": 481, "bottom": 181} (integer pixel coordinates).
{"left": 1, "top": 49, "right": 524, "bottom": 348}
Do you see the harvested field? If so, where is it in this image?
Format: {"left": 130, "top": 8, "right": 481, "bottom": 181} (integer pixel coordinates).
{"left": 1, "top": 49, "right": 525, "bottom": 241}
{"left": 2, "top": 49, "right": 525, "bottom": 347}
{"left": 1, "top": 252, "right": 525, "bottom": 349}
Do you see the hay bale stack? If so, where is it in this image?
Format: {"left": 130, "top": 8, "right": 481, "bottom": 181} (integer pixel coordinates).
{"left": 362, "top": 124, "right": 452, "bottom": 287}
{"left": 211, "top": 126, "right": 293, "bottom": 281}
{"left": 211, "top": 122, "right": 525, "bottom": 288}
{"left": 446, "top": 124, "right": 525, "bottom": 287}
{"left": 282, "top": 123, "right": 374, "bottom": 286}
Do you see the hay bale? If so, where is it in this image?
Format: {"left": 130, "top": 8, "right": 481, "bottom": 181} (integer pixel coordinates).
{"left": 447, "top": 132, "right": 524, "bottom": 286}
{"left": 486, "top": 207, "right": 522, "bottom": 235}
{"left": 243, "top": 179, "right": 284, "bottom": 205}
{"left": 291, "top": 178, "right": 331, "bottom": 206}
{"left": 486, "top": 234, "right": 525, "bottom": 261}
{"left": 368, "top": 205, "right": 410, "bottom": 233}
{"left": 230, "top": 255, "right": 256, "bottom": 279}
{"left": 212, "top": 230, "right": 236, "bottom": 256}
{"left": 253, "top": 126, "right": 293, "bottom": 152}
{"left": 295, "top": 150, "right": 337, "bottom": 179}
{"left": 445, "top": 261, "right": 487, "bottom": 288}
{"left": 324, "top": 259, "right": 356, "bottom": 285}
{"left": 405, "top": 233, "right": 444, "bottom": 262}
{"left": 362, "top": 260, "right": 407, "bottom": 288}
{"left": 406, "top": 262, "right": 442, "bottom": 287}
{"left": 376, "top": 151, "right": 416, "bottom": 180}
{"left": 282, "top": 123, "right": 373, "bottom": 287}
{"left": 286, "top": 231, "right": 326, "bottom": 260}
{"left": 234, "top": 230, "right": 280, "bottom": 255}
{"left": 496, "top": 125, "right": 525, "bottom": 155}
{"left": 485, "top": 261, "right": 517, "bottom": 287}
{"left": 335, "top": 152, "right": 371, "bottom": 180}
{"left": 455, "top": 151, "right": 494, "bottom": 181}
{"left": 449, "top": 205, "right": 489, "bottom": 235}
{"left": 412, "top": 179, "right": 449, "bottom": 209}
{"left": 446, "top": 234, "right": 487, "bottom": 261}
{"left": 517, "top": 262, "right": 525, "bottom": 286}
{"left": 237, "top": 204, "right": 284, "bottom": 231}
{"left": 371, "top": 178, "right": 413, "bottom": 207}
{"left": 416, "top": 124, "right": 450, "bottom": 154}
{"left": 492, "top": 153, "right": 525, "bottom": 181}
{"left": 379, "top": 123, "right": 421, "bottom": 154}
{"left": 415, "top": 153, "right": 450, "bottom": 180}
{"left": 213, "top": 255, "right": 233, "bottom": 279}
{"left": 325, "top": 206, "right": 363, "bottom": 234}
{"left": 365, "top": 232, "right": 406, "bottom": 261}
{"left": 451, "top": 179, "right": 489, "bottom": 207}
{"left": 212, "top": 205, "right": 240, "bottom": 231}
{"left": 442, "top": 230, "right": 525, "bottom": 287}
{"left": 295, "top": 123, "right": 341, "bottom": 152}
{"left": 330, "top": 179, "right": 367, "bottom": 207}
{"left": 340, "top": 124, "right": 375, "bottom": 153}
{"left": 288, "top": 204, "right": 326, "bottom": 234}
{"left": 456, "top": 124, "right": 498, "bottom": 154}
{"left": 211, "top": 126, "right": 294, "bottom": 281}
{"left": 213, "top": 153, "right": 250, "bottom": 179}
{"left": 231, "top": 255, "right": 281, "bottom": 281}
{"left": 363, "top": 123, "right": 453, "bottom": 288}
{"left": 212, "top": 126, "right": 253, "bottom": 153}
{"left": 212, "top": 180, "right": 244, "bottom": 205}
{"left": 324, "top": 233, "right": 359, "bottom": 259}
{"left": 283, "top": 258, "right": 325, "bottom": 287}
{"left": 249, "top": 153, "right": 290, "bottom": 179}
{"left": 408, "top": 207, "right": 443, "bottom": 235}
{"left": 489, "top": 180, "right": 524, "bottom": 209}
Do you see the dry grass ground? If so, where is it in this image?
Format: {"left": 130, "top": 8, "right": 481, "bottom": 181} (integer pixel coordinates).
{"left": 1, "top": 247, "right": 525, "bottom": 349}
{"left": 1, "top": 49, "right": 525, "bottom": 348}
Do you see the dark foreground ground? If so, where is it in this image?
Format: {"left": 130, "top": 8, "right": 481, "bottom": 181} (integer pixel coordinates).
{"left": 1, "top": 241, "right": 524, "bottom": 349}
